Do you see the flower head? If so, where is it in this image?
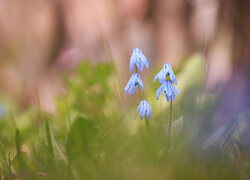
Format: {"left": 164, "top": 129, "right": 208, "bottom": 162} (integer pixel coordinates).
{"left": 156, "top": 80, "right": 180, "bottom": 102}
{"left": 135, "top": 100, "right": 152, "bottom": 121}
{"left": 130, "top": 48, "right": 149, "bottom": 72}
{"left": 153, "top": 63, "right": 177, "bottom": 84}
{"left": 124, "top": 73, "right": 143, "bottom": 95}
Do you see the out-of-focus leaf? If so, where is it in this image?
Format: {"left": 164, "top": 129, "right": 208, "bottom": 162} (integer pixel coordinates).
{"left": 46, "top": 121, "right": 54, "bottom": 158}
{"left": 15, "top": 129, "right": 22, "bottom": 155}
{"left": 0, "top": 145, "right": 12, "bottom": 178}
{"left": 12, "top": 129, "right": 35, "bottom": 171}
{"left": 12, "top": 152, "right": 29, "bottom": 169}
{"left": 201, "top": 119, "right": 236, "bottom": 150}
{"left": 166, "top": 116, "right": 183, "bottom": 137}
{"left": 63, "top": 61, "right": 113, "bottom": 119}
{"left": 66, "top": 117, "right": 98, "bottom": 161}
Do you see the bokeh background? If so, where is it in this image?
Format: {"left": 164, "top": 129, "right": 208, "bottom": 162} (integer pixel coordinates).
{"left": 0, "top": 0, "right": 250, "bottom": 179}
{"left": 1, "top": 0, "right": 250, "bottom": 112}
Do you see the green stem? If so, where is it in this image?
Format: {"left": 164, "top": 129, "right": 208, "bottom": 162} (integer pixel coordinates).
{"left": 64, "top": 99, "right": 71, "bottom": 130}
{"left": 136, "top": 67, "right": 149, "bottom": 133}
{"left": 135, "top": 67, "right": 143, "bottom": 100}
{"left": 46, "top": 121, "right": 54, "bottom": 159}
{"left": 168, "top": 97, "right": 172, "bottom": 136}
{"left": 145, "top": 117, "right": 150, "bottom": 134}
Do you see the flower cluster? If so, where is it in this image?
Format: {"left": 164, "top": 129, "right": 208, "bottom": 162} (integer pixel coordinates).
{"left": 154, "top": 63, "right": 179, "bottom": 102}
{"left": 124, "top": 48, "right": 152, "bottom": 122}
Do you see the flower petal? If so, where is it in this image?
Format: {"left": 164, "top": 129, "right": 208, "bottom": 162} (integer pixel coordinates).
{"left": 136, "top": 58, "right": 143, "bottom": 71}
{"left": 140, "top": 101, "right": 146, "bottom": 119}
{"left": 130, "top": 53, "right": 136, "bottom": 72}
{"left": 165, "top": 93, "right": 170, "bottom": 102}
{"left": 172, "top": 85, "right": 180, "bottom": 95}
{"left": 140, "top": 53, "right": 149, "bottom": 69}
{"left": 153, "top": 72, "right": 160, "bottom": 83}
{"left": 172, "top": 91, "right": 176, "bottom": 101}
{"left": 135, "top": 102, "right": 141, "bottom": 119}
{"left": 165, "top": 81, "right": 172, "bottom": 96}
{"left": 136, "top": 73, "right": 144, "bottom": 91}
{"left": 128, "top": 84, "right": 138, "bottom": 95}
{"left": 124, "top": 74, "right": 135, "bottom": 94}
{"left": 156, "top": 83, "right": 165, "bottom": 100}
{"left": 170, "top": 72, "right": 177, "bottom": 85}
{"left": 124, "top": 82, "right": 130, "bottom": 95}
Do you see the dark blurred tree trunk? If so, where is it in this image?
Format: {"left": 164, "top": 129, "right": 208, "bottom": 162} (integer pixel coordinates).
{"left": 213, "top": 0, "right": 250, "bottom": 124}
{"left": 229, "top": 0, "right": 250, "bottom": 73}
{"left": 231, "top": 0, "right": 250, "bottom": 110}
{"left": 48, "top": 0, "right": 68, "bottom": 65}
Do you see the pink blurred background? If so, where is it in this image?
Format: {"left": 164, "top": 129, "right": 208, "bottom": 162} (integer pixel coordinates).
{"left": 0, "top": 0, "right": 249, "bottom": 113}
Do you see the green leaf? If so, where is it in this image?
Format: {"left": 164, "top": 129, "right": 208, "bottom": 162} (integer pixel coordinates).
{"left": 66, "top": 117, "right": 98, "bottom": 161}
{"left": 46, "top": 121, "right": 54, "bottom": 158}
{"left": 15, "top": 129, "right": 22, "bottom": 156}
{"left": 0, "top": 145, "right": 13, "bottom": 178}
{"left": 12, "top": 129, "right": 35, "bottom": 172}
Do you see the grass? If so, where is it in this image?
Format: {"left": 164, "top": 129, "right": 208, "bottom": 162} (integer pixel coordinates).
{"left": 0, "top": 56, "right": 249, "bottom": 179}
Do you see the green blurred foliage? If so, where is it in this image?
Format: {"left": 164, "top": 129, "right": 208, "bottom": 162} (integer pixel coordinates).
{"left": 66, "top": 117, "right": 98, "bottom": 161}
{"left": 0, "top": 59, "right": 249, "bottom": 179}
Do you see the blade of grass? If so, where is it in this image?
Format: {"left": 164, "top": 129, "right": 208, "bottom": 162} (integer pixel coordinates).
{"left": 46, "top": 121, "right": 54, "bottom": 159}
{"left": 15, "top": 129, "right": 22, "bottom": 157}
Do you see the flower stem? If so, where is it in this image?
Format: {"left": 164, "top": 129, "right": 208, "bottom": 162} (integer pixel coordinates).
{"left": 168, "top": 97, "right": 172, "bottom": 136}
{"left": 135, "top": 67, "right": 143, "bottom": 100}
{"left": 145, "top": 117, "right": 150, "bottom": 134}
{"left": 136, "top": 67, "right": 149, "bottom": 133}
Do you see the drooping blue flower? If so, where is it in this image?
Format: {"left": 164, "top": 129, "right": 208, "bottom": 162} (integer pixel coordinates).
{"left": 124, "top": 73, "right": 144, "bottom": 95}
{"left": 130, "top": 48, "right": 149, "bottom": 72}
{"left": 153, "top": 63, "right": 177, "bottom": 84}
{"left": 135, "top": 100, "right": 152, "bottom": 121}
{"left": 156, "top": 80, "right": 180, "bottom": 102}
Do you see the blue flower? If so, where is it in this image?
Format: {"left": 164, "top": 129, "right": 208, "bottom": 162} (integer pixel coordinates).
{"left": 156, "top": 80, "right": 180, "bottom": 102}
{"left": 124, "top": 73, "right": 144, "bottom": 95}
{"left": 153, "top": 63, "right": 177, "bottom": 84}
{"left": 130, "top": 48, "right": 149, "bottom": 72}
{"left": 135, "top": 100, "right": 152, "bottom": 121}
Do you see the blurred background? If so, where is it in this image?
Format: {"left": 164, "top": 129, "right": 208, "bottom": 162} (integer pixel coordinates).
{"left": 0, "top": 0, "right": 249, "bottom": 114}
{"left": 0, "top": 0, "right": 250, "bottom": 179}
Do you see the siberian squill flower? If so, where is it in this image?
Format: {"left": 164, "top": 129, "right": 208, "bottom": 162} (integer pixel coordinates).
{"left": 130, "top": 48, "right": 149, "bottom": 72}
{"left": 156, "top": 80, "right": 180, "bottom": 102}
{"left": 135, "top": 100, "right": 152, "bottom": 122}
{"left": 124, "top": 73, "right": 144, "bottom": 95}
{"left": 153, "top": 63, "right": 177, "bottom": 84}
